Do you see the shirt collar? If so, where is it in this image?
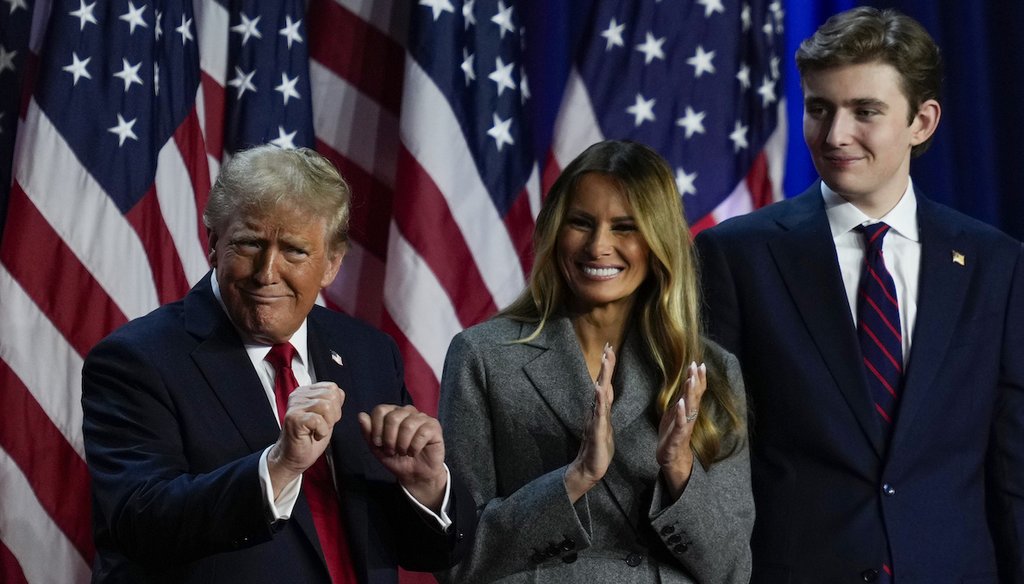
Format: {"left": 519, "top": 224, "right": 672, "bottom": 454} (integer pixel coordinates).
{"left": 209, "top": 270, "right": 310, "bottom": 365}
{"left": 822, "top": 180, "right": 920, "bottom": 242}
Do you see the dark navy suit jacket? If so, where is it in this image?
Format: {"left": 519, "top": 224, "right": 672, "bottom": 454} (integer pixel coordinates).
{"left": 695, "top": 184, "right": 1024, "bottom": 583}
{"left": 82, "top": 274, "right": 476, "bottom": 583}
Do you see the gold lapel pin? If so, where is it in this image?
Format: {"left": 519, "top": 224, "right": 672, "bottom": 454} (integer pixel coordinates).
{"left": 331, "top": 351, "right": 344, "bottom": 366}
{"left": 952, "top": 250, "right": 965, "bottom": 266}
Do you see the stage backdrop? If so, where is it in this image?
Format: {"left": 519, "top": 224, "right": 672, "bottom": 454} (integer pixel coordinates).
{"left": 0, "top": 1, "right": 1019, "bottom": 583}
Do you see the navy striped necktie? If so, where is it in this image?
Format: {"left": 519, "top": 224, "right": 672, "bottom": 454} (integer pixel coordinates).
{"left": 855, "top": 222, "right": 904, "bottom": 434}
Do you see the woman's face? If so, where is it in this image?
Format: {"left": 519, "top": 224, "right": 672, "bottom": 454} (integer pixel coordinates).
{"left": 557, "top": 173, "right": 650, "bottom": 314}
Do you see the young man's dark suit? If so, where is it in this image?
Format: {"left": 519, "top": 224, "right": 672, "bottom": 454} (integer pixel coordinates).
{"left": 82, "top": 274, "right": 476, "bottom": 583}
{"left": 695, "top": 183, "right": 1024, "bottom": 583}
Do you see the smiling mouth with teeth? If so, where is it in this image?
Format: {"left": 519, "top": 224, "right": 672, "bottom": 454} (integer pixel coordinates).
{"left": 582, "top": 266, "right": 622, "bottom": 277}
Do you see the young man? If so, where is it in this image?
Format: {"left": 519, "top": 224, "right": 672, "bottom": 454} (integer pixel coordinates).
{"left": 696, "top": 7, "right": 1023, "bottom": 583}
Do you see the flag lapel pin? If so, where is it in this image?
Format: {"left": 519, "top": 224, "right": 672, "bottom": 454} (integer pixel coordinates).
{"left": 331, "top": 351, "right": 344, "bottom": 366}
{"left": 952, "top": 250, "right": 965, "bottom": 266}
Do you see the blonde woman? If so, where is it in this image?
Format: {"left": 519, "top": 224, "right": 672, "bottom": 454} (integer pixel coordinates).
{"left": 438, "top": 140, "right": 753, "bottom": 583}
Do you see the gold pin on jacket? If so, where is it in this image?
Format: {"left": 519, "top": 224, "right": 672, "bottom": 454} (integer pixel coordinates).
{"left": 952, "top": 250, "right": 965, "bottom": 266}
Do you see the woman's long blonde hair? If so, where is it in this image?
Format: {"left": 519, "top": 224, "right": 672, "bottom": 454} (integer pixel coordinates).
{"left": 501, "top": 140, "right": 745, "bottom": 465}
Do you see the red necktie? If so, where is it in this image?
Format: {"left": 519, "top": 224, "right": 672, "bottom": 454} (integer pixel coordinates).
{"left": 265, "top": 343, "right": 357, "bottom": 584}
{"left": 854, "top": 224, "right": 901, "bottom": 583}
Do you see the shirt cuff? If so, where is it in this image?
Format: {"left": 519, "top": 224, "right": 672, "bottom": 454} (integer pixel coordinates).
{"left": 259, "top": 446, "right": 302, "bottom": 520}
{"left": 399, "top": 463, "right": 454, "bottom": 530}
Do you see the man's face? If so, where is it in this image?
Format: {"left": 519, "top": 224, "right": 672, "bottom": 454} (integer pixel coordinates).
{"left": 802, "top": 61, "right": 938, "bottom": 211}
{"left": 209, "top": 203, "right": 343, "bottom": 345}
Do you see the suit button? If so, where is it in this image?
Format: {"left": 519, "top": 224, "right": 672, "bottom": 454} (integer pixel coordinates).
{"left": 559, "top": 537, "right": 576, "bottom": 551}
{"left": 660, "top": 525, "right": 675, "bottom": 536}
{"left": 455, "top": 531, "right": 464, "bottom": 542}
{"left": 861, "top": 569, "right": 879, "bottom": 582}
{"left": 673, "top": 543, "right": 688, "bottom": 554}
{"left": 882, "top": 483, "right": 896, "bottom": 496}
{"left": 545, "top": 543, "right": 559, "bottom": 557}
{"left": 561, "top": 553, "right": 578, "bottom": 564}
{"left": 625, "top": 553, "right": 643, "bottom": 567}
{"left": 667, "top": 534, "right": 681, "bottom": 544}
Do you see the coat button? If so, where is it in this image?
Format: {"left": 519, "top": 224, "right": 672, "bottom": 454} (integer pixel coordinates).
{"left": 673, "top": 543, "right": 688, "bottom": 554}
{"left": 660, "top": 525, "right": 675, "bottom": 536}
{"left": 625, "top": 553, "right": 642, "bottom": 567}
{"left": 559, "top": 537, "right": 576, "bottom": 551}
{"left": 455, "top": 531, "right": 464, "bottom": 542}
{"left": 882, "top": 483, "right": 896, "bottom": 496}
{"left": 530, "top": 551, "right": 545, "bottom": 565}
{"left": 667, "top": 534, "right": 681, "bottom": 544}
{"left": 561, "top": 553, "right": 578, "bottom": 564}
{"left": 861, "top": 568, "right": 879, "bottom": 582}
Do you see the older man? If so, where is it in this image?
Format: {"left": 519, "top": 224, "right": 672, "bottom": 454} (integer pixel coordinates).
{"left": 82, "top": 145, "right": 475, "bottom": 583}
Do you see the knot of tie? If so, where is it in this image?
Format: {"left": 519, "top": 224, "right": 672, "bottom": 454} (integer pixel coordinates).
{"left": 265, "top": 343, "right": 299, "bottom": 426}
{"left": 857, "top": 222, "right": 891, "bottom": 257}
{"left": 265, "top": 342, "right": 296, "bottom": 371}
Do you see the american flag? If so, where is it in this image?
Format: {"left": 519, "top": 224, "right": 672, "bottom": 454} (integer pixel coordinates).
{"left": 0, "top": 0, "right": 784, "bottom": 582}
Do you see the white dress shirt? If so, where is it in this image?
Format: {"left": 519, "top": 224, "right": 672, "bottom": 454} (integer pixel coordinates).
{"left": 822, "top": 181, "right": 921, "bottom": 364}
{"left": 209, "top": 272, "right": 452, "bottom": 527}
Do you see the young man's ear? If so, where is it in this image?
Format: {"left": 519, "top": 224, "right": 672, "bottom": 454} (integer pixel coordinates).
{"left": 910, "top": 99, "right": 941, "bottom": 146}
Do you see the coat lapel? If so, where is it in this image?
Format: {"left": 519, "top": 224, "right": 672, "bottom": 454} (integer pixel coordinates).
{"left": 522, "top": 317, "right": 658, "bottom": 528}
{"left": 766, "top": 190, "right": 886, "bottom": 458}
{"left": 888, "top": 199, "right": 973, "bottom": 455}
{"left": 185, "top": 276, "right": 282, "bottom": 452}
{"left": 599, "top": 327, "right": 660, "bottom": 529}
{"left": 610, "top": 325, "right": 657, "bottom": 431}
{"left": 521, "top": 317, "right": 593, "bottom": 440}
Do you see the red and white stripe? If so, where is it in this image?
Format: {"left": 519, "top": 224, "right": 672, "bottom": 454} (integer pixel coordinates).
{"left": 1, "top": 1, "right": 208, "bottom": 580}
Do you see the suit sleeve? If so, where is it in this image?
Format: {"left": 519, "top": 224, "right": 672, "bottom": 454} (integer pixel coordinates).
{"left": 647, "top": 347, "right": 754, "bottom": 584}
{"left": 990, "top": 243, "right": 1024, "bottom": 583}
{"left": 435, "top": 332, "right": 593, "bottom": 583}
{"left": 81, "top": 336, "right": 273, "bottom": 566}
{"left": 695, "top": 228, "right": 744, "bottom": 361}
{"left": 371, "top": 335, "right": 478, "bottom": 573}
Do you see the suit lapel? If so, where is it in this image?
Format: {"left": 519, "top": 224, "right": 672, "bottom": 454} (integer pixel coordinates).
{"left": 185, "top": 277, "right": 282, "bottom": 452}
{"left": 889, "top": 199, "right": 973, "bottom": 455}
{"left": 308, "top": 316, "right": 360, "bottom": 477}
{"left": 767, "top": 190, "right": 886, "bottom": 458}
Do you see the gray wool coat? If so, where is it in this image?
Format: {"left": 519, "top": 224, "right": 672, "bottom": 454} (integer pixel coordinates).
{"left": 436, "top": 315, "right": 753, "bottom": 583}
